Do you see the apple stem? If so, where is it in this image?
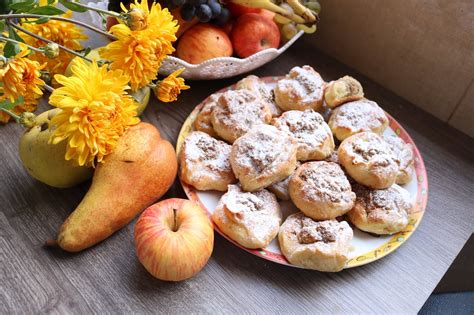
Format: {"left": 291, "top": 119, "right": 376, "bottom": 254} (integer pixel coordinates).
{"left": 173, "top": 208, "right": 178, "bottom": 232}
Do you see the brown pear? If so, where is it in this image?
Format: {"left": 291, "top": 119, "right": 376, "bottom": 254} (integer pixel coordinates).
{"left": 56, "top": 122, "right": 178, "bottom": 252}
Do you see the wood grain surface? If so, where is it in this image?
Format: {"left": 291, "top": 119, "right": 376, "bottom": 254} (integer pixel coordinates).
{"left": 1, "top": 39, "right": 473, "bottom": 314}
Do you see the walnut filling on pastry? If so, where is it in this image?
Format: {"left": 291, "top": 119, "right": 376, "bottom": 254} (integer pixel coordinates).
{"left": 212, "top": 185, "right": 282, "bottom": 249}
{"left": 235, "top": 75, "right": 281, "bottom": 117}
{"left": 211, "top": 89, "right": 272, "bottom": 143}
{"left": 289, "top": 161, "right": 355, "bottom": 220}
{"left": 324, "top": 76, "right": 364, "bottom": 109}
{"left": 338, "top": 132, "right": 399, "bottom": 189}
{"left": 179, "top": 131, "right": 236, "bottom": 191}
{"left": 328, "top": 99, "right": 389, "bottom": 141}
{"left": 230, "top": 124, "right": 298, "bottom": 192}
{"left": 272, "top": 109, "right": 335, "bottom": 161}
{"left": 278, "top": 212, "right": 353, "bottom": 272}
{"left": 348, "top": 184, "right": 413, "bottom": 235}
{"left": 275, "top": 65, "right": 325, "bottom": 111}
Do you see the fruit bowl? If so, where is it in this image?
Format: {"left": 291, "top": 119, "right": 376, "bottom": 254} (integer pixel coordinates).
{"left": 159, "top": 30, "right": 304, "bottom": 80}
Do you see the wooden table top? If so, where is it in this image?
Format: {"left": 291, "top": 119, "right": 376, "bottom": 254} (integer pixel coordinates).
{"left": 1, "top": 39, "right": 473, "bottom": 314}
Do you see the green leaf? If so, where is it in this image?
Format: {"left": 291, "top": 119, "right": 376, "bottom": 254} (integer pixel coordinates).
{"left": 83, "top": 47, "right": 91, "bottom": 57}
{"left": 28, "top": 5, "right": 65, "bottom": 15}
{"left": 9, "top": 0, "right": 35, "bottom": 13}
{"left": 59, "top": 0, "right": 88, "bottom": 13}
{"left": 0, "top": 96, "right": 24, "bottom": 110}
{"left": 3, "top": 28, "right": 23, "bottom": 58}
{"left": 23, "top": 16, "right": 50, "bottom": 24}
{"left": 9, "top": 27, "right": 24, "bottom": 43}
{"left": 47, "top": 0, "right": 55, "bottom": 4}
{"left": 0, "top": 21, "right": 4, "bottom": 33}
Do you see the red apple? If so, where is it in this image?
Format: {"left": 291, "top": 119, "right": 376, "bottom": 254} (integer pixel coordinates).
{"left": 258, "top": 9, "right": 276, "bottom": 21}
{"left": 227, "top": 3, "right": 262, "bottom": 17}
{"left": 231, "top": 13, "right": 280, "bottom": 58}
{"left": 221, "top": 20, "right": 234, "bottom": 36}
{"left": 177, "top": 24, "right": 233, "bottom": 64}
{"left": 134, "top": 198, "right": 214, "bottom": 282}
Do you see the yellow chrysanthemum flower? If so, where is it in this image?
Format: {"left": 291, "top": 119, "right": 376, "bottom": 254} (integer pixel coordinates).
{"left": 23, "top": 11, "right": 87, "bottom": 84}
{"left": 49, "top": 58, "right": 140, "bottom": 166}
{"left": 0, "top": 46, "right": 45, "bottom": 123}
{"left": 100, "top": 0, "right": 178, "bottom": 91}
{"left": 154, "top": 68, "right": 190, "bottom": 103}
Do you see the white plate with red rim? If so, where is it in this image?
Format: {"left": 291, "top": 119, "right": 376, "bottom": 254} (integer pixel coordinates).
{"left": 176, "top": 76, "right": 429, "bottom": 269}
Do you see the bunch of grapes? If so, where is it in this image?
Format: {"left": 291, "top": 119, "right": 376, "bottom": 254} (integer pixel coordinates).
{"left": 162, "top": 0, "right": 230, "bottom": 25}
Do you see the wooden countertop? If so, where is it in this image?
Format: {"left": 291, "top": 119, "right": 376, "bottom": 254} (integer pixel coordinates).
{"left": 1, "top": 39, "right": 473, "bottom": 313}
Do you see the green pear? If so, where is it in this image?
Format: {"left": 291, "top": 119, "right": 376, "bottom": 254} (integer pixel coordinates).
{"left": 19, "top": 109, "right": 93, "bottom": 188}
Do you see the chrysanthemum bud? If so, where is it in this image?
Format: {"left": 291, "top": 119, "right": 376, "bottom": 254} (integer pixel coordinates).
{"left": 19, "top": 112, "right": 37, "bottom": 129}
{"left": 43, "top": 43, "right": 59, "bottom": 58}
{"left": 123, "top": 8, "right": 148, "bottom": 31}
{"left": 40, "top": 70, "right": 52, "bottom": 85}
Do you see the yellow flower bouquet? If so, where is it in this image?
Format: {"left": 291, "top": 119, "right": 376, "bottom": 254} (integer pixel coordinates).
{"left": 1, "top": 0, "right": 189, "bottom": 171}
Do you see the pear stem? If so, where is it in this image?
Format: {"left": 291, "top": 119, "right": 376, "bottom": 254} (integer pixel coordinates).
{"left": 172, "top": 208, "right": 178, "bottom": 232}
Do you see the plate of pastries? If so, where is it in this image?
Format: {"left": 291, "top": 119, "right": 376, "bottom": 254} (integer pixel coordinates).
{"left": 176, "top": 66, "right": 428, "bottom": 272}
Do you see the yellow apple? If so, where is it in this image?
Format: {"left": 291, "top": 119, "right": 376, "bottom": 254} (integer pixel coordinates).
{"left": 134, "top": 198, "right": 214, "bottom": 281}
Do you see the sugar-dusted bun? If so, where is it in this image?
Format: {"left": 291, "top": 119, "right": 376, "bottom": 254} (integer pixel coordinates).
{"left": 289, "top": 161, "right": 356, "bottom": 220}
{"left": 347, "top": 184, "right": 413, "bottom": 235}
{"left": 384, "top": 135, "right": 415, "bottom": 185}
{"left": 324, "top": 76, "right": 364, "bottom": 109}
{"left": 179, "top": 131, "right": 236, "bottom": 191}
{"left": 338, "top": 132, "right": 399, "bottom": 189}
{"left": 212, "top": 185, "right": 282, "bottom": 249}
{"left": 194, "top": 92, "right": 222, "bottom": 138}
{"left": 274, "top": 65, "right": 325, "bottom": 111}
{"left": 328, "top": 99, "right": 389, "bottom": 141}
{"left": 235, "top": 75, "right": 282, "bottom": 117}
{"left": 211, "top": 89, "right": 272, "bottom": 143}
{"left": 279, "top": 212, "right": 353, "bottom": 272}
{"left": 230, "top": 124, "right": 298, "bottom": 192}
{"left": 272, "top": 109, "right": 335, "bottom": 161}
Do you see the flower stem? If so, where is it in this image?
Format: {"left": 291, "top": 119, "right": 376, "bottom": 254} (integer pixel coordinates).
{"left": 44, "top": 84, "right": 54, "bottom": 93}
{"left": 0, "top": 108, "right": 21, "bottom": 122}
{"left": 62, "top": 1, "right": 121, "bottom": 18}
{"left": 0, "top": 36, "right": 43, "bottom": 53}
{"left": 7, "top": 20, "right": 93, "bottom": 63}
{"left": 0, "top": 14, "right": 117, "bottom": 40}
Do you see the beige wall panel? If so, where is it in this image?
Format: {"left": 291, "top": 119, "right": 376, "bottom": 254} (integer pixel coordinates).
{"left": 310, "top": 0, "right": 474, "bottom": 121}
{"left": 449, "top": 80, "right": 474, "bottom": 137}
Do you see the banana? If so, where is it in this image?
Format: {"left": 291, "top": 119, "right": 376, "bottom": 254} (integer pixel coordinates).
{"left": 286, "top": 0, "right": 316, "bottom": 22}
{"left": 296, "top": 23, "right": 317, "bottom": 34}
{"left": 229, "top": 0, "right": 306, "bottom": 24}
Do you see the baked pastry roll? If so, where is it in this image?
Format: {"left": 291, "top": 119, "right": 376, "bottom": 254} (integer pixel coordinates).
{"left": 328, "top": 99, "right": 389, "bottom": 141}
{"left": 235, "top": 75, "right": 282, "bottom": 117}
{"left": 338, "top": 132, "right": 399, "bottom": 189}
{"left": 272, "top": 109, "right": 335, "bottom": 161}
{"left": 274, "top": 65, "right": 325, "bottom": 111}
{"left": 212, "top": 185, "right": 282, "bottom": 249}
{"left": 324, "top": 76, "right": 364, "bottom": 109}
{"left": 384, "top": 135, "right": 414, "bottom": 185}
{"left": 289, "top": 161, "right": 356, "bottom": 220}
{"left": 230, "top": 124, "right": 298, "bottom": 192}
{"left": 179, "top": 131, "right": 236, "bottom": 191}
{"left": 279, "top": 213, "right": 353, "bottom": 272}
{"left": 347, "top": 184, "right": 412, "bottom": 235}
{"left": 211, "top": 90, "right": 272, "bottom": 143}
{"left": 194, "top": 92, "right": 222, "bottom": 138}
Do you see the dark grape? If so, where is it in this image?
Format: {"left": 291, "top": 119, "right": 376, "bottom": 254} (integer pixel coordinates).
{"left": 214, "top": 7, "right": 230, "bottom": 26}
{"left": 207, "top": 0, "right": 221, "bottom": 18}
{"left": 187, "top": 0, "right": 206, "bottom": 4}
{"left": 180, "top": 4, "right": 196, "bottom": 21}
{"left": 196, "top": 4, "right": 212, "bottom": 23}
